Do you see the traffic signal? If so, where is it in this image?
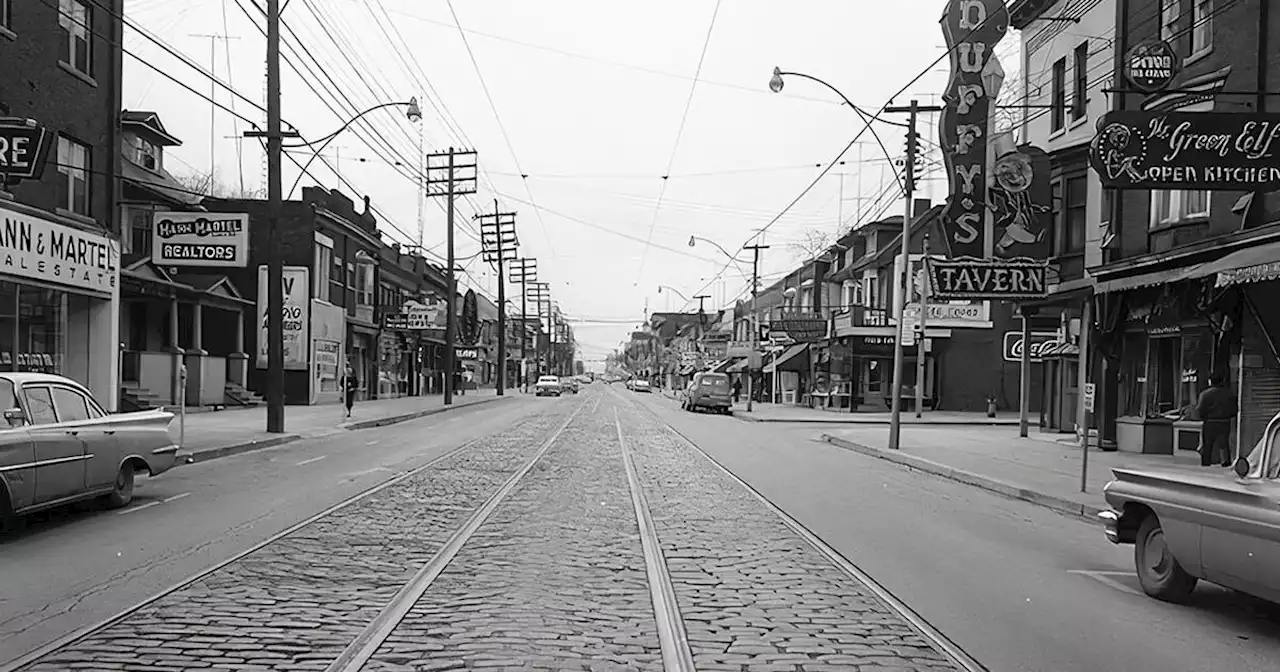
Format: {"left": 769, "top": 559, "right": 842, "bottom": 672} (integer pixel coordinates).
{"left": 903, "top": 126, "right": 922, "bottom": 192}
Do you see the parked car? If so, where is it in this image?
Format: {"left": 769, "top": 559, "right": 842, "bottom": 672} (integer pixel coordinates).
{"left": 632, "top": 380, "right": 652, "bottom": 393}
{"left": 0, "top": 373, "right": 178, "bottom": 519}
{"left": 534, "top": 376, "right": 563, "bottom": 397}
{"left": 682, "top": 371, "right": 733, "bottom": 414}
{"left": 1098, "top": 412, "right": 1280, "bottom": 605}
{"left": 563, "top": 378, "right": 580, "bottom": 394}
{"left": 625, "top": 379, "right": 635, "bottom": 391}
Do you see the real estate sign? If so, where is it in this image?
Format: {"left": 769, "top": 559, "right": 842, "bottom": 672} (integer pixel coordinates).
{"left": 152, "top": 212, "right": 250, "bottom": 267}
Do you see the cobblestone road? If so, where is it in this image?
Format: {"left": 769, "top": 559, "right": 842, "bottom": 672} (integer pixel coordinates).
{"left": 19, "top": 403, "right": 582, "bottom": 672}
{"left": 616, "top": 400, "right": 961, "bottom": 672}
{"left": 367, "top": 395, "right": 662, "bottom": 672}
{"left": 16, "top": 389, "right": 972, "bottom": 672}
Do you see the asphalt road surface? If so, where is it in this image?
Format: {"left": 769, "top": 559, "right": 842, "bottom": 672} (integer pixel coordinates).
{"left": 3, "top": 383, "right": 1278, "bottom": 671}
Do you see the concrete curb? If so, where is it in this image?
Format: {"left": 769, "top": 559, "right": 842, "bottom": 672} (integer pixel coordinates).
{"left": 735, "top": 412, "right": 1019, "bottom": 426}
{"left": 820, "top": 434, "right": 1105, "bottom": 522}
{"left": 178, "top": 395, "right": 512, "bottom": 466}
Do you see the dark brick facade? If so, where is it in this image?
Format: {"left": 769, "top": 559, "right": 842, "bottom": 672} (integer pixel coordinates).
{"left": 1, "top": 0, "right": 123, "bottom": 232}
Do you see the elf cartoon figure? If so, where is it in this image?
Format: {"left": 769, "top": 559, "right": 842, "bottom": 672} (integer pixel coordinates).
{"left": 987, "top": 132, "right": 1049, "bottom": 255}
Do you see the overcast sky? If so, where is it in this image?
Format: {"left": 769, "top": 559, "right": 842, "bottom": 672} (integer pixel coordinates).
{"left": 123, "top": 0, "right": 1021, "bottom": 366}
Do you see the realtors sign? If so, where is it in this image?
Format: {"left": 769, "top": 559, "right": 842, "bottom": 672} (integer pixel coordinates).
{"left": 1090, "top": 112, "right": 1280, "bottom": 191}
{"left": 152, "top": 212, "right": 249, "bottom": 267}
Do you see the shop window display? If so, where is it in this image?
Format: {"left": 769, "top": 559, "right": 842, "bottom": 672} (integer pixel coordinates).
{"left": 0, "top": 282, "right": 68, "bottom": 376}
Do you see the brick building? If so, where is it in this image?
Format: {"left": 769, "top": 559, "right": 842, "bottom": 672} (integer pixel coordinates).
{"left": 0, "top": 0, "right": 124, "bottom": 408}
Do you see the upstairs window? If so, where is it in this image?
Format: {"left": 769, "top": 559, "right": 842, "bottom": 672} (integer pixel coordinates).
{"left": 1064, "top": 176, "right": 1087, "bottom": 254}
{"left": 1191, "top": 0, "right": 1213, "bottom": 58}
{"left": 57, "top": 135, "right": 90, "bottom": 216}
{"left": 1160, "top": 0, "right": 1180, "bottom": 42}
{"left": 1072, "top": 42, "right": 1089, "bottom": 122}
{"left": 58, "top": 0, "right": 92, "bottom": 76}
{"left": 1051, "top": 57, "right": 1067, "bottom": 133}
{"left": 313, "top": 241, "right": 332, "bottom": 298}
{"left": 135, "top": 137, "right": 159, "bottom": 171}
{"left": 356, "top": 263, "right": 374, "bottom": 306}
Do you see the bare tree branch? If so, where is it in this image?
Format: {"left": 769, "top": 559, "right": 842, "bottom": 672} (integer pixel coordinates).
{"left": 790, "top": 229, "right": 833, "bottom": 262}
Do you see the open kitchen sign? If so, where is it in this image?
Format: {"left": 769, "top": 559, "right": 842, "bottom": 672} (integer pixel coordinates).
{"left": 1089, "top": 111, "right": 1280, "bottom": 191}
{"left": 152, "top": 212, "right": 250, "bottom": 267}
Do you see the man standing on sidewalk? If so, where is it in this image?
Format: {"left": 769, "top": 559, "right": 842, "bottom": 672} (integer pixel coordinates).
{"left": 1196, "top": 373, "right": 1239, "bottom": 467}
{"left": 343, "top": 361, "right": 359, "bottom": 419}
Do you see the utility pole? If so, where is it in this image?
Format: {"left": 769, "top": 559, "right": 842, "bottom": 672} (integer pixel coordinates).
{"left": 916, "top": 233, "right": 930, "bottom": 418}
{"left": 884, "top": 99, "right": 942, "bottom": 450}
{"left": 245, "top": 1, "right": 299, "bottom": 433}
{"left": 744, "top": 244, "right": 769, "bottom": 412}
{"left": 509, "top": 258, "right": 537, "bottom": 390}
{"left": 424, "top": 148, "right": 479, "bottom": 406}
{"left": 477, "top": 200, "right": 518, "bottom": 396}
{"left": 191, "top": 32, "right": 241, "bottom": 190}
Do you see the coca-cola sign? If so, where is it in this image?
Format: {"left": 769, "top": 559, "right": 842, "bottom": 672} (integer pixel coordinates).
{"left": 1001, "top": 331, "right": 1062, "bottom": 363}
{"left": 1089, "top": 111, "right": 1280, "bottom": 191}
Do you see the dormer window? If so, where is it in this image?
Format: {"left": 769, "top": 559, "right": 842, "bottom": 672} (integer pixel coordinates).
{"left": 136, "top": 137, "right": 159, "bottom": 171}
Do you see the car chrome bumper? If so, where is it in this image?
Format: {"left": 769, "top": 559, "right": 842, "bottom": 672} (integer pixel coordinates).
{"left": 1098, "top": 510, "right": 1121, "bottom": 544}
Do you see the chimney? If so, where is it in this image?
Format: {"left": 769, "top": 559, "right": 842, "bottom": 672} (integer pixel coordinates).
{"left": 363, "top": 195, "right": 371, "bottom": 215}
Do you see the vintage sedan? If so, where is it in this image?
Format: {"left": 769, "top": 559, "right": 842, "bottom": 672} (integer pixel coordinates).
{"left": 534, "top": 375, "right": 563, "bottom": 397}
{"left": 1099, "top": 413, "right": 1280, "bottom": 604}
{"left": 1, "top": 372, "right": 178, "bottom": 519}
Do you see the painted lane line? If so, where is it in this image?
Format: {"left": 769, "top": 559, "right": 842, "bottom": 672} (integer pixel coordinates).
{"left": 325, "top": 398, "right": 590, "bottom": 672}
{"left": 614, "top": 408, "right": 696, "bottom": 672}
{"left": 365, "top": 440, "right": 379, "bottom": 446}
{"left": 116, "top": 501, "right": 161, "bottom": 516}
{"left": 641, "top": 400, "right": 988, "bottom": 672}
{"left": 296, "top": 456, "right": 328, "bottom": 466}
{"left": 1, "top": 436, "right": 490, "bottom": 672}
{"left": 1068, "top": 570, "right": 1144, "bottom": 597}
{"left": 162, "top": 492, "right": 191, "bottom": 504}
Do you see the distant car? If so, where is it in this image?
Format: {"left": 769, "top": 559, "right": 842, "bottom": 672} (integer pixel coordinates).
{"left": 625, "top": 379, "right": 635, "bottom": 391}
{"left": 0, "top": 372, "right": 178, "bottom": 519}
{"left": 534, "top": 376, "right": 562, "bottom": 397}
{"left": 1098, "top": 411, "right": 1280, "bottom": 605}
{"left": 682, "top": 371, "right": 732, "bottom": 414}
{"left": 563, "top": 379, "right": 580, "bottom": 394}
{"left": 632, "top": 380, "right": 652, "bottom": 393}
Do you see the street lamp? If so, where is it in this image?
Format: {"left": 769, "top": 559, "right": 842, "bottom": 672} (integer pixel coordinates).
{"left": 688, "top": 235, "right": 750, "bottom": 278}
{"left": 285, "top": 98, "right": 422, "bottom": 198}
{"left": 657, "top": 284, "right": 690, "bottom": 301}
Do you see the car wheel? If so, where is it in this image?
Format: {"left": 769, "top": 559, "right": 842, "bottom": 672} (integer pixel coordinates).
{"left": 101, "top": 465, "right": 136, "bottom": 509}
{"left": 1135, "top": 514, "right": 1198, "bottom": 602}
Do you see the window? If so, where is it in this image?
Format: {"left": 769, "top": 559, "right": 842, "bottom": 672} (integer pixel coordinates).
{"left": 50, "top": 387, "right": 90, "bottom": 423}
{"left": 1072, "top": 42, "right": 1089, "bottom": 122}
{"left": 23, "top": 387, "right": 57, "bottom": 425}
{"left": 1048, "top": 180, "right": 1063, "bottom": 253}
{"left": 1191, "top": 0, "right": 1212, "bottom": 56}
{"left": 345, "top": 262, "right": 355, "bottom": 288}
{"left": 1160, "top": 0, "right": 1180, "bottom": 42}
{"left": 59, "top": 0, "right": 92, "bottom": 76}
{"left": 57, "top": 136, "right": 90, "bottom": 216}
{"left": 124, "top": 206, "right": 153, "bottom": 257}
{"left": 313, "top": 242, "right": 332, "bottom": 298}
{"left": 1051, "top": 57, "right": 1067, "bottom": 133}
{"left": 1151, "top": 190, "right": 1210, "bottom": 228}
{"left": 135, "top": 137, "right": 159, "bottom": 171}
{"left": 356, "top": 263, "right": 373, "bottom": 306}
{"left": 0, "top": 379, "right": 16, "bottom": 417}
{"left": 1064, "top": 176, "right": 1087, "bottom": 254}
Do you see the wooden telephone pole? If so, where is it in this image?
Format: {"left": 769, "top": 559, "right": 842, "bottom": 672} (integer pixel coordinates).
{"left": 424, "top": 148, "right": 478, "bottom": 405}
{"left": 476, "top": 201, "right": 518, "bottom": 396}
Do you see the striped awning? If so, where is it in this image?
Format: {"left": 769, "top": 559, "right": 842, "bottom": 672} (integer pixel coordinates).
{"left": 1181, "top": 242, "right": 1280, "bottom": 288}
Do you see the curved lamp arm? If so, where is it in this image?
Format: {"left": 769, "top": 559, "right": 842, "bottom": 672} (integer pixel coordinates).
{"left": 769, "top": 68, "right": 909, "bottom": 205}
{"left": 688, "top": 235, "right": 751, "bottom": 279}
{"left": 285, "top": 98, "right": 422, "bottom": 200}
{"left": 657, "top": 284, "right": 690, "bottom": 301}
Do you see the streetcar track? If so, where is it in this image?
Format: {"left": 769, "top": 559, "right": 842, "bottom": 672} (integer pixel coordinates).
{"left": 614, "top": 406, "right": 697, "bottom": 672}
{"left": 324, "top": 396, "right": 591, "bottom": 672}
{"left": 628, "top": 392, "right": 989, "bottom": 672}
{"left": 0, "top": 402, "right": 584, "bottom": 672}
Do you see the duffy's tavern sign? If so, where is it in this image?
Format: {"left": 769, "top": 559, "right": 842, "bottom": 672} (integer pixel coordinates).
{"left": 1089, "top": 111, "right": 1280, "bottom": 191}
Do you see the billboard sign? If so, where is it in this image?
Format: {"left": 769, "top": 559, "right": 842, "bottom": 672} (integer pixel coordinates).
{"left": 256, "top": 265, "right": 309, "bottom": 370}
{"left": 1090, "top": 111, "right": 1280, "bottom": 191}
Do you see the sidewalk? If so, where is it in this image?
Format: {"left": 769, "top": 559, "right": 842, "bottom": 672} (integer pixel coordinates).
{"left": 735, "top": 401, "right": 1020, "bottom": 425}
{"left": 171, "top": 389, "right": 509, "bottom": 463}
{"left": 820, "top": 424, "right": 1210, "bottom": 519}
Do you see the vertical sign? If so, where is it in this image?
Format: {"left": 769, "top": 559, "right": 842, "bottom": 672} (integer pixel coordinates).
{"left": 256, "top": 265, "right": 310, "bottom": 370}
{"left": 939, "top": 0, "right": 1010, "bottom": 259}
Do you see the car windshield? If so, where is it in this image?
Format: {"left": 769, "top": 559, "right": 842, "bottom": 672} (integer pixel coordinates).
{"left": 699, "top": 375, "right": 730, "bottom": 391}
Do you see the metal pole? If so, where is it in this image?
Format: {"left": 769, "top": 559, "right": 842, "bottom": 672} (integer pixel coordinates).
{"left": 179, "top": 365, "right": 187, "bottom": 449}
{"left": 745, "top": 245, "right": 767, "bottom": 412}
{"left": 1078, "top": 296, "right": 1093, "bottom": 492}
{"left": 888, "top": 100, "right": 919, "bottom": 451}
{"left": 494, "top": 199, "right": 505, "bottom": 397}
{"left": 1019, "top": 308, "right": 1031, "bottom": 437}
{"left": 443, "top": 148, "right": 457, "bottom": 406}
{"left": 521, "top": 273, "right": 528, "bottom": 391}
{"left": 265, "top": 0, "right": 285, "bottom": 434}
{"left": 915, "top": 233, "right": 930, "bottom": 418}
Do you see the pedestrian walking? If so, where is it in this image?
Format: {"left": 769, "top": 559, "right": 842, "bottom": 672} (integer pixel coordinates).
{"left": 343, "top": 362, "right": 358, "bottom": 418}
{"left": 1196, "top": 373, "right": 1238, "bottom": 467}
{"left": 732, "top": 376, "right": 742, "bottom": 404}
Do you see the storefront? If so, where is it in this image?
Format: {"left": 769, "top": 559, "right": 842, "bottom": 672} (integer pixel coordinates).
{"left": 0, "top": 200, "right": 120, "bottom": 409}
{"left": 348, "top": 328, "right": 375, "bottom": 401}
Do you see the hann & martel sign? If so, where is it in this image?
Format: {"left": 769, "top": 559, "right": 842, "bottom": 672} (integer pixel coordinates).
{"left": 1089, "top": 111, "right": 1280, "bottom": 191}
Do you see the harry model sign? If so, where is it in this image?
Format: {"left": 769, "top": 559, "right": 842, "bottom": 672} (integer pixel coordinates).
{"left": 938, "top": 0, "right": 1009, "bottom": 260}
{"left": 152, "top": 212, "right": 250, "bottom": 267}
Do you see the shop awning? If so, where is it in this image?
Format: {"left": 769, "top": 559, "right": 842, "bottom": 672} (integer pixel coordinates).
{"left": 1180, "top": 241, "right": 1280, "bottom": 288}
{"left": 763, "top": 343, "right": 809, "bottom": 373}
{"left": 710, "top": 358, "right": 740, "bottom": 374}
{"left": 1095, "top": 265, "right": 1200, "bottom": 294}
{"left": 726, "top": 359, "right": 748, "bottom": 373}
